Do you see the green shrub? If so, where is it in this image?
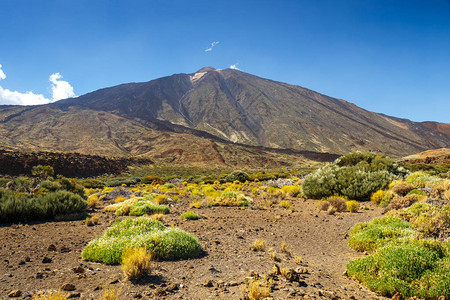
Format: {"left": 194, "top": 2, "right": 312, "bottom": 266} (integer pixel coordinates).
{"left": 209, "top": 191, "right": 252, "bottom": 207}
{"left": 58, "top": 177, "right": 86, "bottom": 198}
{"left": 225, "top": 171, "right": 249, "bottom": 183}
{"left": 128, "top": 201, "right": 170, "bottom": 216}
{"left": 379, "top": 190, "right": 395, "bottom": 207}
{"left": 347, "top": 240, "right": 448, "bottom": 299}
{"left": 348, "top": 216, "right": 416, "bottom": 252}
{"left": 0, "top": 189, "right": 33, "bottom": 223}
{"left": 408, "top": 189, "right": 427, "bottom": 196}
{"left": 39, "top": 180, "right": 63, "bottom": 193}
{"left": 302, "top": 152, "right": 404, "bottom": 201}
{"left": 82, "top": 217, "right": 201, "bottom": 264}
{"left": 0, "top": 188, "right": 87, "bottom": 223}
{"left": 335, "top": 152, "right": 408, "bottom": 176}
{"left": 34, "top": 191, "right": 87, "bottom": 219}
{"left": 181, "top": 211, "right": 199, "bottom": 220}
{"left": 31, "top": 165, "right": 55, "bottom": 179}
{"left": 77, "top": 179, "right": 105, "bottom": 188}
{"left": 388, "top": 203, "right": 450, "bottom": 238}
{"left": 105, "top": 177, "right": 141, "bottom": 187}
{"left": 405, "top": 171, "right": 438, "bottom": 188}
{"left": 302, "top": 165, "right": 396, "bottom": 200}
{"left": 0, "top": 178, "right": 10, "bottom": 188}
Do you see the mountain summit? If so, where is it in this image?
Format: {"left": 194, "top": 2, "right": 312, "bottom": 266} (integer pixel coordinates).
{"left": 55, "top": 67, "right": 449, "bottom": 156}
{"left": 0, "top": 67, "right": 448, "bottom": 166}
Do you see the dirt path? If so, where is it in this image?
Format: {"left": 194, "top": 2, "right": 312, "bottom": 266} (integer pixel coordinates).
{"left": 1, "top": 195, "right": 387, "bottom": 299}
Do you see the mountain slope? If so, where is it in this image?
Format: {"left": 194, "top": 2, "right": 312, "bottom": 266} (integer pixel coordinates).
{"left": 0, "top": 104, "right": 334, "bottom": 168}
{"left": 56, "top": 67, "right": 449, "bottom": 156}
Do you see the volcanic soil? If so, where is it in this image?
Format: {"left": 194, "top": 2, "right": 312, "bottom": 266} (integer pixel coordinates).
{"left": 0, "top": 193, "right": 388, "bottom": 299}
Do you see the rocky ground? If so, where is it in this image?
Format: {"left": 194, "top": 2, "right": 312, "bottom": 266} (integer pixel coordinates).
{"left": 0, "top": 193, "right": 388, "bottom": 299}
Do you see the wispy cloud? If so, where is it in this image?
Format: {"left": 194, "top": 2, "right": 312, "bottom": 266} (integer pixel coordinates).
{"left": 230, "top": 63, "right": 240, "bottom": 70}
{"left": 0, "top": 64, "right": 76, "bottom": 106}
{"left": 205, "top": 41, "right": 220, "bottom": 52}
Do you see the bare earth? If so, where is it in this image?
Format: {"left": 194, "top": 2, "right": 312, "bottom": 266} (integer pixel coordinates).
{"left": 0, "top": 195, "right": 388, "bottom": 299}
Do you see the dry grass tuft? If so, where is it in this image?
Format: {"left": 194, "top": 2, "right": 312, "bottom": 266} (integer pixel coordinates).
{"left": 189, "top": 200, "right": 202, "bottom": 209}
{"left": 244, "top": 275, "right": 271, "bottom": 300}
{"left": 101, "top": 287, "right": 121, "bottom": 300}
{"left": 32, "top": 291, "right": 67, "bottom": 300}
{"left": 121, "top": 247, "right": 152, "bottom": 280}
{"left": 150, "top": 213, "right": 164, "bottom": 221}
{"left": 251, "top": 239, "right": 266, "bottom": 251}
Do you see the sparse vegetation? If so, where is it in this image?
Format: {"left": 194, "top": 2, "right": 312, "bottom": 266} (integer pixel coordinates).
{"left": 347, "top": 174, "right": 450, "bottom": 299}
{"left": 209, "top": 191, "right": 252, "bottom": 207}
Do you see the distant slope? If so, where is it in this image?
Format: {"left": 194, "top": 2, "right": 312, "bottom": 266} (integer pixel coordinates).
{"left": 56, "top": 67, "right": 449, "bottom": 156}
{"left": 0, "top": 105, "right": 334, "bottom": 168}
{"left": 402, "top": 148, "right": 450, "bottom": 164}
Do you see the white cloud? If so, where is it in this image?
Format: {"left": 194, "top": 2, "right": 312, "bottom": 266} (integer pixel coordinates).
{"left": 49, "top": 72, "right": 75, "bottom": 101}
{"left": 0, "top": 64, "right": 76, "bottom": 106}
{"left": 230, "top": 63, "right": 240, "bottom": 70}
{"left": 205, "top": 41, "right": 220, "bottom": 52}
{"left": 0, "top": 64, "right": 5, "bottom": 80}
{"left": 0, "top": 86, "right": 51, "bottom": 105}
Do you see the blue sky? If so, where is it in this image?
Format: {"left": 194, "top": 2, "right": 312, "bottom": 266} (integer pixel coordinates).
{"left": 0, "top": 0, "right": 449, "bottom": 122}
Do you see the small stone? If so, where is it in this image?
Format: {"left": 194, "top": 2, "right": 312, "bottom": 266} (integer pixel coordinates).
{"left": 209, "top": 265, "right": 219, "bottom": 273}
{"left": 61, "top": 283, "right": 76, "bottom": 291}
{"left": 109, "top": 278, "right": 120, "bottom": 284}
{"left": 349, "top": 295, "right": 356, "bottom": 299}
{"left": 67, "top": 292, "right": 81, "bottom": 298}
{"left": 228, "top": 281, "right": 239, "bottom": 287}
{"left": 36, "top": 272, "right": 44, "bottom": 279}
{"left": 8, "top": 290, "right": 21, "bottom": 297}
{"left": 60, "top": 247, "right": 71, "bottom": 253}
{"left": 25, "top": 257, "right": 31, "bottom": 262}
{"left": 203, "top": 280, "right": 214, "bottom": 287}
{"left": 42, "top": 257, "right": 52, "bottom": 264}
{"left": 154, "top": 288, "right": 166, "bottom": 296}
{"left": 282, "top": 268, "right": 301, "bottom": 282}
{"left": 166, "top": 284, "right": 179, "bottom": 292}
{"left": 18, "top": 260, "right": 25, "bottom": 265}
{"left": 72, "top": 266, "right": 84, "bottom": 274}
{"left": 47, "top": 244, "right": 57, "bottom": 251}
